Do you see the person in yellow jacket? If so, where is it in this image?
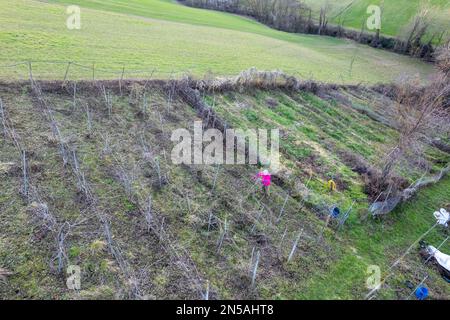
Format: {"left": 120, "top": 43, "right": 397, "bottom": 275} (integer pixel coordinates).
{"left": 327, "top": 179, "right": 336, "bottom": 192}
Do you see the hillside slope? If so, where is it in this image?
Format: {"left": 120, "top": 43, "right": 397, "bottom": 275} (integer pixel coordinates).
{"left": 1, "top": 78, "right": 448, "bottom": 299}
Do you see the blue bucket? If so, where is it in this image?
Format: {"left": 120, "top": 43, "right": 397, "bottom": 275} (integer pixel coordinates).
{"left": 331, "top": 207, "right": 340, "bottom": 218}
{"left": 415, "top": 286, "right": 429, "bottom": 300}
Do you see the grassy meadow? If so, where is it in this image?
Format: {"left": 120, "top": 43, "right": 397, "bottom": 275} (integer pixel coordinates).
{"left": 0, "top": 0, "right": 437, "bottom": 83}
{"left": 304, "top": 0, "right": 450, "bottom": 38}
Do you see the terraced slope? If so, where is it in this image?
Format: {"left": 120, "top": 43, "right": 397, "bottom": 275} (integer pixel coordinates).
{"left": 0, "top": 79, "right": 448, "bottom": 299}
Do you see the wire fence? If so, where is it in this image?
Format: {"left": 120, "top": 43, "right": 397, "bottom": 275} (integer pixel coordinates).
{"left": 0, "top": 60, "right": 318, "bottom": 83}
{"left": 0, "top": 60, "right": 247, "bottom": 81}
{"left": 0, "top": 60, "right": 179, "bottom": 81}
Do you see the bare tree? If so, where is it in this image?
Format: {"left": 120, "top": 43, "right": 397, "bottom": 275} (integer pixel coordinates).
{"left": 396, "top": 1, "right": 432, "bottom": 55}
{"left": 370, "top": 45, "right": 450, "bottom": 215}
{"left": 380, "top": 75, "right": 450, "bottom": 183}
{"left": 318, "top": 1, "right": 330, "bottom": 35}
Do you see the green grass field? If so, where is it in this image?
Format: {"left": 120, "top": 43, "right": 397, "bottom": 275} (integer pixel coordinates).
{"left": 0, "top": 0, "right": 436, "bottom": 83}
{"left": 304, "top": 0, "right": 450, "bottom": 38}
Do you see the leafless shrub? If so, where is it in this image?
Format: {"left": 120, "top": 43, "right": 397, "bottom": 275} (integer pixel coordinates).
{"left": 101, "top": 85, "right": 113, "bottom": 117}
{"left": 98, "top": 213, "right": 143, "bottom": 297}
{"left": 317, "top": 2, "right": 330, "bottom": 35}
{"left": 152, "top": 156, "right": 165, "bottom": 189}
{"left": 396, "top": 7, "right": 430, "bottom": 54}
{"left": 0, "top": 98, "right": 22, "bottom": 150}
{"left": 144, "top": 195, "right": 153, "bottom": 232}
{"left": 234, "top": 68, "right": 299, "bottom": 91}
{"left": 108, "top": 136, "right": 208, "bottom": 298}
{"left": 53, "top": 222, "right": 70, "bottom": 273}
{"left": 380, "top": 75, "right": 450, "bottom": 183}
{"left": 115, "top": 166, "right": 135, "bottom": 199}
{"left": 141, "top": 138, "right": 168, "bottom": 189}
{"left": 368, "top": 53, "right": 450, "bottom": 216}
{"left": 166, "top": 77, "right": 177, "bottom": 113}
{"left": 394, "top": 3, "right": 446, "bottom": 58}
{"left": 216, "top": 218, "right": 229, "bottom": 253}
{"left": 84, "top": 103, "right": 93, "bottom": 136}
{"left": 128, "top": 83, "right": 145, "bottom": 107}
{"left": 2, "top": 87, "right": 77, "bottom": 275}
{"left": 32, "top": 83, "right": 96, "bottom": 203}
{"left": 70, "top": 150, "right": 94, "bottom": 202}
{"left": 26, "top": 187, "right": 75, "bottom": 274}
{"left": 99, "top": 133, "right": 113, "bottom": 156}
{"left": 204, "top": 211, "right": 219, "bottom": 233}
{"left": 29, "top": 82, "right": 145, "bottom": 292}
{"left": 27, "top": 201, "right": 57, "bottom": 232}
{"left": 52, "top": 125, "right": 69, "bottom": 166}
{"left": 185, "top": 68, "right": 345, "bottom": 96}
{"left": 374, "top": 43, "right": 450, "bottom": 205}
{"left": 338, "top": 149, "right": 375, "bottom": 176}
{"left": 100, "top": 214, "right": 142, "bottom": 297}
{"left": 38, "top": 98, "right": 70, "bottom": 167}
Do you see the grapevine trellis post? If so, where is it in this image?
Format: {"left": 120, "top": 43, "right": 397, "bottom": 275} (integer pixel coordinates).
{"left": 63, "top": 62, "right": 72, "bottom": 84}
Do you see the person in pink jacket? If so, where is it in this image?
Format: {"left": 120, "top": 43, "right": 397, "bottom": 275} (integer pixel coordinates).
{"left": 256, "top": 169, "right": 271, "bottom": 196}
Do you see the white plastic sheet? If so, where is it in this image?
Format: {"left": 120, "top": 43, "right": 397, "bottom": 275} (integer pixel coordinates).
{"left": 434, "top": 208, "right": 449, "bottom": 227}
{"left": 427, "top": 246, "right": 450, "bottom": 272}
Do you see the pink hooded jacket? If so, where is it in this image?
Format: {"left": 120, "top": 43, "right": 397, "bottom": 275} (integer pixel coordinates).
{"left": 257, "top": 170, "right": 271, "bottom": 187}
